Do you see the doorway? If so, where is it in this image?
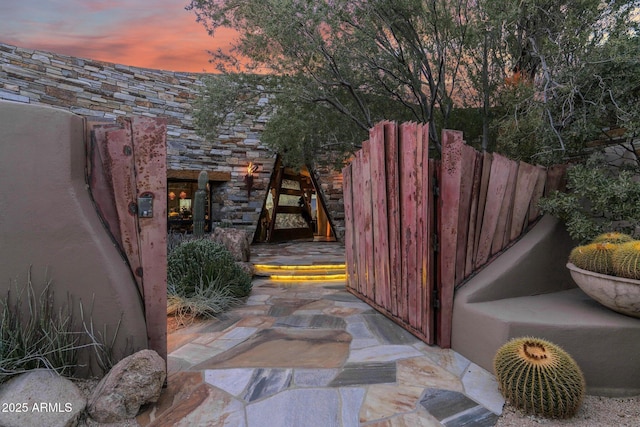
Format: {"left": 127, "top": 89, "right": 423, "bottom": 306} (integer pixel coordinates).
{"left": 256, "top": 159, "right": 335, "bottom": 243}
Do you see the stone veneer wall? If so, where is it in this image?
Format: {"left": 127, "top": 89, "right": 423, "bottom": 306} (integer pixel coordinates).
{"left": 0, "top": 43, "right": 346, "bottom": 239}
{"left": 313, "top": 164, "right": 345, "bottom": 240}
{"left": 0, "top": 43, "right": 274, "bottom": 235}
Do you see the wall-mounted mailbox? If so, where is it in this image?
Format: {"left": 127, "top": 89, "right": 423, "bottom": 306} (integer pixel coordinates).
{"left": 138, "top": 192, "right": 154, "bottom": 218}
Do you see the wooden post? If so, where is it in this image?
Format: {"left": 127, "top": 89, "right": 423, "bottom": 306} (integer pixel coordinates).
{"left": 130, "top": 117, "right": 167, "bottom": 364}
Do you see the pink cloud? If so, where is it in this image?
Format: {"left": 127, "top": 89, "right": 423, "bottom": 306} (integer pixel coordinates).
{"left": 0, "top": 0, "right": 239, "bottom": 72}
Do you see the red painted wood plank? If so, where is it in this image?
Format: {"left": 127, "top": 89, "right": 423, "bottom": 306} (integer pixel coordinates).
{"left": 438, "top": 129, "right": 465, "bottom": 348}
{"left": 528, "top": 166, "right": 548, "bottom": 223}
{"left": 399, "top": 122, "right": 419, "bottom": 324}
{"left": 473, "top": 153, "right": 492, "bottom": 266}
{"left": 455, "top": 144, "right": 477, "bottom": 286}
{"left": 439, "top": 131, "right": 463, "bottom": 289}
{"left": 465, "top": 151, "right": 483, "bottom": 278}
{"left": 130, "top": 116, "right": 168, "bottom": 364}
{"left": 361, "top": 139, "right": 375, "bottom": 300}
{"left": 87, "top": 124, "right": 124, "bottom": 251}
{"left": 369, "top": 123, "right": 390, "bottom": 308}
{"left": 384, "top": 122, "right": 401, "bottom": 317}
{"left": 104, "top": 126, "right": 143, "bottom": 295}
{"left": 510, "top": 162, "right": 541, "bottom": 240}
{"left": 425, "top": 158, "right": 437, "bottom": 344}
{"left": 352, "top": 150, "right": 365, "bottom": 295}
{"left": 411, "top": 123, "right": 425, "bottom": 331}
{"left": 545, "top": 164, "right": 568, "bottom": 196}
{"left": 417, "top": 127, "right": 431, "bottom": 341}
{"left": 475, "top": 153, "right": 511, "bottom": 268}
{"left": 501, "top": 160, "right": 519, "bottom": 248}
{"left": 491, "top": 159, "right": 518, "bottom": 253}
{"left": 342, "top": 163, "right": 357, "bottom": 290}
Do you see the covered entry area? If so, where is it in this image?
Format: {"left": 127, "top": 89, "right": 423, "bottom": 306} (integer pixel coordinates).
{"left": 256, "top": 158, "right": 336, "bottom": 243}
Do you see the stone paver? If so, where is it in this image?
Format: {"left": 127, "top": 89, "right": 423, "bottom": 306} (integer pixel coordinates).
{"left": 139, "top": 242, "right": 504, "bottom": 426}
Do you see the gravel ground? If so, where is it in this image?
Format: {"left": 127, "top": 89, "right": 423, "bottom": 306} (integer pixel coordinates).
{"left": 496, "top": 395, "right": 640, "bottom": 427}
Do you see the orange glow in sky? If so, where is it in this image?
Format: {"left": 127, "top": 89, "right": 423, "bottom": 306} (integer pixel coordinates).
{"left": 0, "top": 0, "right": 233, "bottom": 73}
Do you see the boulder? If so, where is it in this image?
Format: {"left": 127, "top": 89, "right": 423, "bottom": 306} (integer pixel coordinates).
{"left": 237, "top": 261, "right": 255, "bottom": 277}
{"left": 87, "top": 349, "right": 166, "bottom": 423}
{"left": 211, "top": 227, "right": 252, "bottom": 262}
{"left": 0, "top": 369, "right": 86, "bottom": 427}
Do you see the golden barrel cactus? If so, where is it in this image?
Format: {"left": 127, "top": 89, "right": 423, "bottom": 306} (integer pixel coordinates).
{"left": 494, "top": 337, "right": 585, "bottom": 419}
{"left": 591, "top": 232, "right": 634, "bottom": 245}
{"left": 612, "top": 240, "right": 640, "bottom": 280}
{"left": 568, "top": 242, "right": 617, "bottom": 275}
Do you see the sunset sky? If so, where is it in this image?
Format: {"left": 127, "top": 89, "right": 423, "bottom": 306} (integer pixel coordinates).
{"left": 0, "top": 0, "right": 234, "bottom": 72}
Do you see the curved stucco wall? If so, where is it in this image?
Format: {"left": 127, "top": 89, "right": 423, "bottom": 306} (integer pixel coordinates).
{"left": 0, "top": 100, "right": 148, "bottom": 373}
{"left": 451, "top": 216, "right": 640, "bottom": 396}
{"left": 0, "top": 43, "right": 346, "bottom": 239}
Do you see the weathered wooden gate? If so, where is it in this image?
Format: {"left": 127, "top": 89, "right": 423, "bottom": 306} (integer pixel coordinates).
{"left": 343, "top": 121, "right": 566, "bottom": 347}
{"left": 87, "top": 116, "right": 168, "bottom": 362}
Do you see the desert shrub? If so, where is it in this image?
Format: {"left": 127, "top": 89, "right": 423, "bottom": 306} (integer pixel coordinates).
{"left": 539, "top": 154, "right": 640, "bottom": 243}
{"left": 0, "top": 275, "right": 79, "bottom": 383}
{"left": 0, "top": 268, "right": 121, "bottom": 383}
{"left": 167, "top": 230, "right": 197, "bottom": 255}
{"left": 167, "top": 239, "right": 252, "bottom": 320}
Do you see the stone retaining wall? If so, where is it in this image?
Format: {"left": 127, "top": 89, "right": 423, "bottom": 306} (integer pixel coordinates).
{"left": 0, "top": 43, "right": 345, "bottom": 239}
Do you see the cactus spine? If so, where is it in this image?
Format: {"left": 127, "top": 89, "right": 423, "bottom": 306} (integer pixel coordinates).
{"left": 612, "top": 240, "right": 640, "bottom": 280}
{"left": 493, "top": 337, "right": 585, "bottom": 419}
{"left": 193, "top": 170, "right": 208, "bottom": 237}
{"left": 568, "top": 242, "right": 617, "bottom": 275}
{"left": 591, "top": 232, "right": 634, "bottom": 245}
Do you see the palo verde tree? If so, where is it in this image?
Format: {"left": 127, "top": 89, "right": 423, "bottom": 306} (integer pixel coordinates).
{"left": 189, "top": 0, "right": 474, "bottom": 166}
{"left": 486, "top": 0, "right": 640, "bottom": 164}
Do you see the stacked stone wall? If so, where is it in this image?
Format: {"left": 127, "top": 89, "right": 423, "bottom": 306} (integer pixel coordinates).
{"left": 0, "top": 43, "right": 276, "bottom": 235}
{"left": 0, "top": 43, "right": 344, "bottom": 240}
{"left": 313, "top": 164, "right": 346, "bottom": 241}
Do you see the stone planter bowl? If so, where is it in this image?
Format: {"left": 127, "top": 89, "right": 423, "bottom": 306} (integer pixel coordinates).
{"left": 567, "top": 263, "right": 640, "bottom": 318}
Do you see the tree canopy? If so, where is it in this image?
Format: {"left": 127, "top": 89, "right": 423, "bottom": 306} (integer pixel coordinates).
{"left": 189, "top": 0, "right": 640, "bottom": 167}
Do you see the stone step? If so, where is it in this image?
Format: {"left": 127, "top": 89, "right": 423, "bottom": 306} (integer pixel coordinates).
{"left": 253, "top": 263, "right": 346, "bottom": 281}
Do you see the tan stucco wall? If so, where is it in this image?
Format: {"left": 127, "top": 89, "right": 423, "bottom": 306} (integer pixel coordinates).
{"left": 452, "top": 216, "right": 640, "bottom": 396}
{"left": 0, "top": 100, "right": 147, "bottom": 374}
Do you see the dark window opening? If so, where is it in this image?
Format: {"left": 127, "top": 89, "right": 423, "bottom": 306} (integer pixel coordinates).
{"left": 167, "top": 179, "right": 211, "bottom": 233}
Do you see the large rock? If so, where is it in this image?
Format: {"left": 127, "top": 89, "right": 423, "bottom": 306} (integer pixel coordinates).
{"left": 0, "top": 369, "right": 86, "bottom": 427}
{"left": 88, "top": 349, "right": 166, "bottom": 423}
{"left": 212, "top": 227, "right": 252, "bottom": 262}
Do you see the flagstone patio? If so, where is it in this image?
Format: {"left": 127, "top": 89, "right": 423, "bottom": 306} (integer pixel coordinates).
{"left": 138, "top": 241, "right": 504, "bottom": 426}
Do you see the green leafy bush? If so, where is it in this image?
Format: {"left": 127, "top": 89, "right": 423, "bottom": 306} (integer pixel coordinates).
{"left": 539, "top": 155, "right": 640, "bottom": 243}
{"left": 167, "top": 239, "right": 252, "bottom": 320}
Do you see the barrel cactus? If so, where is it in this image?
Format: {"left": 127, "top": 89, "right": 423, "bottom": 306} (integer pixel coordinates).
{"left": 591, "top": 232, "right": 634, "bottom": 245}
{"left": 612, "top": 240, "right": 640, "bottom": 280}
{"left": 494, "top": 337, "right": 585, "bottom": 419}
{"left": 568, "top": 242, "right": 617, "bottom": 275}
